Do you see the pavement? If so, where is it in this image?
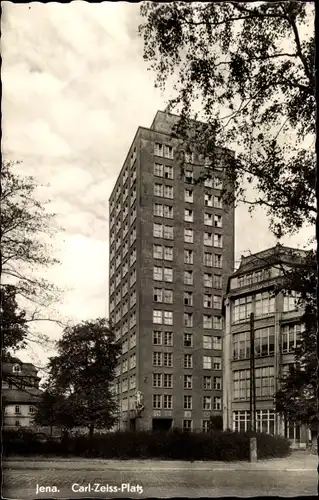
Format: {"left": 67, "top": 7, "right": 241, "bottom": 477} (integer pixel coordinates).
{"left": 2, "top": 451, "right": 318, "bottom": 498}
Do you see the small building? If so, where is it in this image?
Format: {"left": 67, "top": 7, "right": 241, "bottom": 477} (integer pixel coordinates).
{"left": 223, "top": 245, "right": 309, "bottom": 448}
{"left": 2, "top": 357, "right": 42, "bottom": 428}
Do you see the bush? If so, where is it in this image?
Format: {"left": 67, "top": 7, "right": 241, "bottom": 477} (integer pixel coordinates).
{"left": 2, "top": 428, "right": 291, "bottom": 460}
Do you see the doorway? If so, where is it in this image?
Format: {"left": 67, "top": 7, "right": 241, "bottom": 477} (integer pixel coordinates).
{"left": 152, "top": 418, "right": 173, "bottom": 432}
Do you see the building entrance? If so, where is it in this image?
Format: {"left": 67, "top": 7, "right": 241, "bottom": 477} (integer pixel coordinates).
{"left": 152, "top": 418, "right": 173, "bottom": 432}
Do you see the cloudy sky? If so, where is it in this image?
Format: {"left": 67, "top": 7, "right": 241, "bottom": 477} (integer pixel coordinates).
{"left": 2, "top": 2, "right": 314, "bottom": 366}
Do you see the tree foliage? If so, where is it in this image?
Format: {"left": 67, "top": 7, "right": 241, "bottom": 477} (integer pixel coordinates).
{"left": 1, "top": 159, "right": 62, "bottom": 355}
{"left": 36, "top": 319, "right": 120, "bottom": 440}
{"left": 139, "top": 1, "right": 315, "bottom": 238}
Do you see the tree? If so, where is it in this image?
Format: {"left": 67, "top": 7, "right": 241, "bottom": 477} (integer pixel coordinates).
{"left": 1, "top": 159, "right": 63, "bottom": 355}
{"left": 41, "top": 318, "right": 120, "bottom": 446}
{"left": 33, "top": 391, "right": 75, "bottom": 439}
{"left": 139, "top": 1, "right": 315, "bottom": 238}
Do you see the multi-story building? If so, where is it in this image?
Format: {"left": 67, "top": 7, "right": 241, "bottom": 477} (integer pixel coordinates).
{"left": 2, "top": 358, "right": 42, "bottom": 427}
{"left": 223, "top": 244, "right": 308, "bottom": 448}
{"left": 109, "top": 110, "right": 235, "bottom": 432}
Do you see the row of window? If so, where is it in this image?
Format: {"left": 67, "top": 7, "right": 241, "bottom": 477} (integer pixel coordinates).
{"left": 11, "top": 405, "right": 35, "bottom": 415}
{"left": 153, "top": 224, "right": 223, "bottom": 248}
{"left": 154, "top": 204, "right": 223, "bottom": 228}
{"left": 233, "top": 291, "right": 300, "bottom": 323}
{"left": 116, "top": 354, "right": 137, "bottom": 374}
{"left": 153, "top": 245, "right": 223, "bottom": 269}
{"left": 230, "top": 268, "right": 274, "bottom": 289}
{"left": 110, "top": 162, "right": 136, "bottom": 212}
{"left": 155, "top": 184, "right": 223, "bottom": 201}
{"left": 152, "top": 310, "right": 222, "bottom": 329}
{"left": 233, "top": 366, "right": 274, "bottom": 399}
{"left": 152, "top": 394, "right": 222, "bottom": 410}
{"left": 153, "top": 289, "right": 222, "bottom": 308}
{"left": 152, "top": 330, "right": 222, "bottom": 349}
{"left": 152, "top": 352, "right": 222, "bottom": 370}
{"left": 233, "top": 410, "right": 275, "bottom": 435}
{"left": 154, "top": 266, "right": 223, "bottom": 289}
{"left": 121, "top": 332, "right": 137, "bottom": 353}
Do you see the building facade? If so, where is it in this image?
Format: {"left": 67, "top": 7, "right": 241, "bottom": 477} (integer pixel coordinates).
{"left": 109, "top": 110, "right": 235, "bottom": 432}
{"left": 223, "top": 245, "right": 308, "bottom": 448}
{"left": 2, "top": 358, "right": 42, "bottom": 428}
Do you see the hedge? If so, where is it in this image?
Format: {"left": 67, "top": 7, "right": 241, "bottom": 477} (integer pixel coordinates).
{"left": 3, "top": 429, "right": 291, "bottom": 460}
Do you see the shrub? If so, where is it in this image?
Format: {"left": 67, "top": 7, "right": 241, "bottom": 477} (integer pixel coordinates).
{"left": 243, "top": 431, "right": 291, "bottom": 459}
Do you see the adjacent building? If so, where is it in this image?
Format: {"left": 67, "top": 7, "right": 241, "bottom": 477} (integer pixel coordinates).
{"left": 2, "top": 358, "right": 42, "bottom": 428}
{"left": 109, "top": 110, "right": 235, "bottom": 432}
{"left": 223, "top": 245, "right": 308, "bottom": 448}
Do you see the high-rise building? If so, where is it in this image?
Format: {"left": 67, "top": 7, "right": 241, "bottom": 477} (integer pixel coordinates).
{"left": 109, "top": 111, "right": 234, "bottom": 431}
{"left": 223, "top": 245, "right": 308, "bottom": 448}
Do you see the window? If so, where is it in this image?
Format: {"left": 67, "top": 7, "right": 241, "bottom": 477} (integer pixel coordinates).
{"left": 154, "top": 163, "right": 164, "bottom": 177}
{"left": 164, "top": 267, "right": 173, "bottom": 282}
{"left": 122, "top": 378, "right": 128, "bottom": 392}
{"left": 164, "top": 373, "right": 173, "bottom": 388}
{"left": 184, "top": 395, "right": 192, "bottom": 409}
{"left": 122, "top": 397, "right": 128, "bottom": 412}
{"left": 130, "top": 332, "right": 136, "bottom": 348}
{"left": 184, "top": 209, "right": 193, "bottom": 222}
{"left": 204, "top": 253, "right": 213, "bottom": 267}
{"left": 213, "top": 274, "right": 222, "bottom": 289}
{"left": 213, "top": 397, "right": 221, "bottom": 410}
{"left": 153, "top": 244, "right": 163, "bottom": 259}
{"left": 214, "top": 376, "right": 222, "bottom": 390}
{"left": 204, "top": 177, "right": 213, "bottom": 188}
{"left": 214, "top": 215, "right": 222, "bottom": 228}
{"left": 184, "top": 291, "right": 193, "bottom": 306}
{"left": 255, "top": 292, "right": 275, "bottom": 317}
{"left": 163, "top": 311, "right": 173, "bottom": 325}
{"left": 256, "top": 410, "right": 275, "bottom": 435}
{"left": 29, "top": 406, "right": 35, "bottom": 414}
{"left": 183, "top": 420, "right": 193, "bottom": 432}
{"left": 184, "top": 228, "right": 194, "bottom": 243}
{"left": 153, "top": 331, "right": 162, "bottom": 345}
{"left": 184, "top": 354, "right": 193, "bottom": 368}
{"left": 204, "top": 232, "right": 213, "bottom": 246}
{"left": 213, "top": 316, "right": 222, "bottom": 330}
{"left": 214, "top": 196, "right": 222, "bottom": 209}
{"left": 153, "top": 223, "right": 163, "bottom": 238}
{"left": 153, "top": 394, "right": 162, "bottom": 409}
{"left": 185, "top": 152, "right": 194, "bottom": 164}
{"left": 185, "top": 170, "right": 194, "bottom": 183}
{"left": 164, "top": 352, "right": 173, "bottom": 367}
{"left": 154, "top": 203, "right": 164, "bottom": 217}
{"left": 203, "top": 376, "right": 212, "bottom": 390}
{"left": 154, "top": 143, "right": 163, "bottom": 157}
{"left": 213, "top": 234, "right": 223, "bottom": 248}
{"left": 153, "top": 266, "right": 164, "bottom": 283}
{"left": 153, "top": 352, "right": 162, "bottom": 366}
{"left": 153, "top": 373, "right": 162, "bottom": 387}
{"left": 204, "top": 193, "right": 213, "bottom": 207}
{"left": 281, "top": 323, "right": 301, "bottom": 353}
{"left": 184, "top": 313, "right": 193, "bottom": 327}
{"left": 204, "top": 273, "right": 213, "bottom": 288}
{"left": 15, "top": 405, "right": 21, "bottom": 414}
{"left": 154, "top": 288, "right": 163, "bottom": 303}
{"left": 255, "top": 366, "right": 275, "bottom": 397}
{"left": 164, "top": 185, "right": 174, "bottom": 199}
{"left": 203, "top": 314, "right": 212, "bottom": 329}
{"left": 233, "top": 411, "right": 251, "bottom": 433}
{"left": 203, "top": 335, "right": 212, "bottom": 349}
{"left": 184, "top": 375, "right": 193, "bottom": 389}
{"left": 184, "top": 333, "right": 193, "bottom": 347}
{"left": 255, "top": 327, "right": 275, "bottom": 357}
{"left": 154, "top": 183, "right": 164, "bottom": 197}
{"left": 233, "top": 296, "right": 252, "bottom": 322}
{"left": 164, "top": 165, "right": 174, "bottom": 179}
{"left": 214, "top": 178, "right": 223, "bottom": 189}
{"left": 233, "top": 331, "right": 250, "bottom": 360}
{"left": 203, "top": 355, "right": 212, "bottom": 369}
{"left": 204, "top": 212, "right": 213, "bottom": 226}
{"left": 204, "top": 294, "right": 212, "bottom": 308}
{"left": 214, "top": 254, "right": 222, "bottom": 268}
{"left": 130, "top": 249, "right": 136, "bottom": 266}
{"left": 213, "top": 336, "right": 222, "bottom": 350}
{"left": 164, "top": 246, "right": 173, "bottom": 261}
{"left": 163, "top": 225, "right": 174, "bottom": 240}
{"left": 164, "top": 145, "right": 174, "bottom": 159}
{"left": 203, "top": 396, "right": 212, "bottom": 410}
{"left": 164, "top": 331, "right": 173, "bottom": 346}
{"left": 163, "top": 394, "right": 173, "bottom": 409}
{"left": 233, "top": 369, "right": 250, "bottom": 399}
{"left": 129, "top": 375, "right": 136, "bottom": 390}
{"left": 163, "top": 205, "right": 173, "bottom": 218}
{"left": 184, "top": 249, "right": 194, "bottom": 264}
{"left": 164, "top": 289, "right": 173, "bottom": 304}
{"left": 184, "top": 270, "right": 193, "bottom": 285}
{"left": 122, "top": 339, "right": 128, "bottom": 354}
{"left": 213, "top": 295, "right": 222, "bottom": 309}
{"left": 153, "top": 310, "right": 162, "bottom": 324}
{"left": 184, "top": 189, "right": 193, "bottom": 203}
{"left": 283, "top": 292, "right": 299, "bottom": 312}
{"left": 213, "top": 356, "right": 222, "bottom": 370}
{"left": 202, "top": 420, "right": 210, "bottom": 433}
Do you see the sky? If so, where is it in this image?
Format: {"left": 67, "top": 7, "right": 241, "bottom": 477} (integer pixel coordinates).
{"left": 2, "top": 2, "right": 314, "bottom": 368}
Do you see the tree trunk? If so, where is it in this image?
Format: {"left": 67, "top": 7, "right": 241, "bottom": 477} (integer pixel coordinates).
{"left": 310, "top": 432, "right": 318, "bottom": 454}
{"left": 88, "top": 424, "right": 94, "bottom": 456}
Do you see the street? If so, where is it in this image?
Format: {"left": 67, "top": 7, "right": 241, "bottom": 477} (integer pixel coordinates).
{"left": 3, "top": 452, "right": 318, "bottom": 498}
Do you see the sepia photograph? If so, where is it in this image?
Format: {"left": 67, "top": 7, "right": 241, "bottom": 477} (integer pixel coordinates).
{"left": 1, "top": 1, "right": 317, "bottom": 498}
